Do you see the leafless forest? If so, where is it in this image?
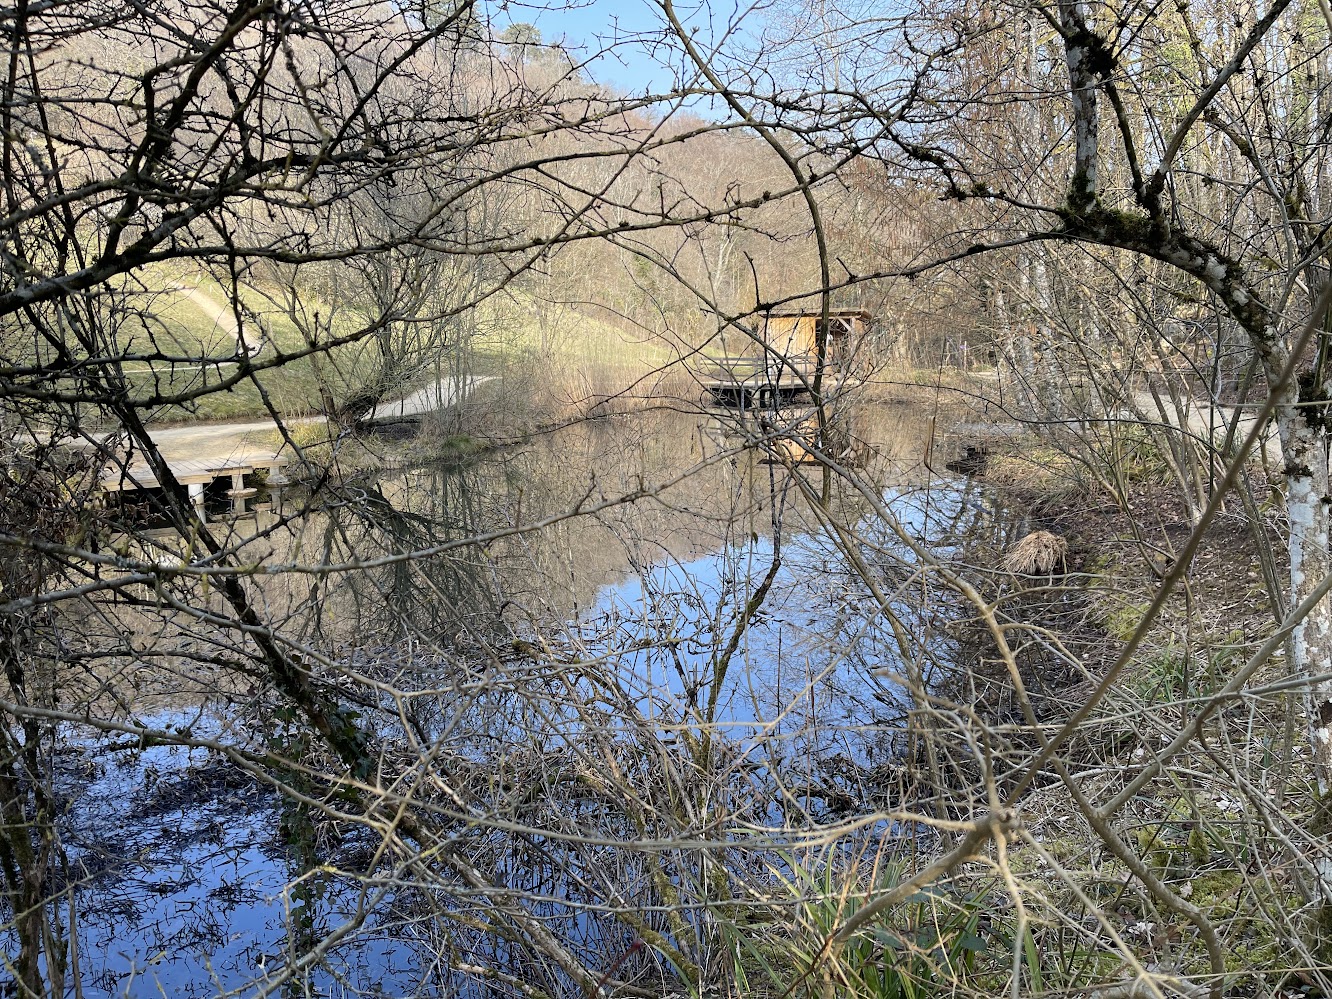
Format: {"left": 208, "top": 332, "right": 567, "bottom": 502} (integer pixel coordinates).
{"left": 4, "top": 1, "right": 1332, "bottom": 996}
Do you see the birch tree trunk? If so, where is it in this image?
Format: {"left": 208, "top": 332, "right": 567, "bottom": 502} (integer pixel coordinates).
{"left": 1051, "top": 0, "right": 1332, "bottom": 799}
{"left": 1281, "top": 403, "right": 1332, "bottom": 794}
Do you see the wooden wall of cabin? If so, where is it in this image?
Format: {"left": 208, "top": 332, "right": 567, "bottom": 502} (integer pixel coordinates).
{"left": 761, "top": 315, "right": 860, "bottom": 370}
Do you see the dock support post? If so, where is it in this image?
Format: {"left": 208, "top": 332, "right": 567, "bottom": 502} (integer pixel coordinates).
{"left": 266, "top": 464, "right": 287, "bottom": 514}
{"left": 226, "top": 471, "right": 258, "bottom": 515}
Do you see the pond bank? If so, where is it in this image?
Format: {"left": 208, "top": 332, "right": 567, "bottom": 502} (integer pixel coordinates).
{"left": 23, "top": 387, "right": 1299, "bottom": 999}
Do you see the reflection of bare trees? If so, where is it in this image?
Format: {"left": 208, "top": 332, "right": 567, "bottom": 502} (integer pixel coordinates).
{"left": 0, "top": 442, "right": 99, "bottom": 997}
{"left": 10, "top": 381, "right": 1006, "bottom": 994}
{"left": 8, "top": 0, "right": 1332, "bottom": 994}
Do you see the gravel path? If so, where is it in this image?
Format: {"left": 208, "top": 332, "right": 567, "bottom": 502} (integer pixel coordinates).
{"left": 1130, "top": 390, "right": 1281, "bottom": 462}
{"left": 86, "top": 375, "right": 492, "bottom": 484}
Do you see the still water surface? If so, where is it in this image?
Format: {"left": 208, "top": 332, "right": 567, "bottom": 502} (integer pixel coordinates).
{"left": 36, "top": 401, "right": 1020, "bottom": 996}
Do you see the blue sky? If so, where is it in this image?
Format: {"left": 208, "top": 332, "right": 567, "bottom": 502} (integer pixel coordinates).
{"left": 490, "top": 1, "right": 753, "bottom": 97}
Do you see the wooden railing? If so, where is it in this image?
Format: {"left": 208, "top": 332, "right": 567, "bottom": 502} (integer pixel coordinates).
{"left": 692, "top": 353, "right": 818, "bottom": 383}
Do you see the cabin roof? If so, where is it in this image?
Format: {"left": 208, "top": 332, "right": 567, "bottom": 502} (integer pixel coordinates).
{"left": 764, "top": 308, "right": 872, "bottom": 320}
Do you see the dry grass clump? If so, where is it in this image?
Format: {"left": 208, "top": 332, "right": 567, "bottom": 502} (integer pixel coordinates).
{"left": 1003, "top": 529, "right": 1068, "bottom": 574}
{"left": 552, "top": 361, "right": 698, "bottom": 419}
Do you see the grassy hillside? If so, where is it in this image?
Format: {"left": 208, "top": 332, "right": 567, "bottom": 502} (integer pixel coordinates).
{"left": 76, "top": 267, "right": 369, "bottom": 423}
{"left": 472, "top": 294, "right": 677, "bottom": 372}
{"left": 93, "top": 272, "right": 685, "bottom": 424}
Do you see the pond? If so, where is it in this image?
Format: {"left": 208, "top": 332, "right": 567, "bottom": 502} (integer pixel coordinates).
{"left": 11, "top": 397, "right": 1025, "bottom": 997}
{"left": 572, "top": 481, "right": 992, "bottom": 762}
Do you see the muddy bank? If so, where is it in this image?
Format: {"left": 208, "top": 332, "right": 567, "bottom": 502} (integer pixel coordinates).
{"left": 944, "top": 430, "right": 1282, "bottom": 739}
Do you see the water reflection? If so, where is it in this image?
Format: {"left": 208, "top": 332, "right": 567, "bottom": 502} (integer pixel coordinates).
{"left": 28, "top": 400, "right": 1017, "bottom": 996}
{"left": 572, "top": 478, "right": 996, "bottom": 771}
{"left": 96, "top": 402, "right": 976, "bottom": 651}
{"left": 47, "top": 715, "right": 427, "bottom": 998}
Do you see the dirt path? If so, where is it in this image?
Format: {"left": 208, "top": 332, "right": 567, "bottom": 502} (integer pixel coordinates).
{"left": 1130, "top": 390, "right": 1281, "bottom": 463}
{"left": 119, "top": 374, "right": 491, "bottom": 468}
{"left": 168, "top": 282, "right": 262, "bottom": 357}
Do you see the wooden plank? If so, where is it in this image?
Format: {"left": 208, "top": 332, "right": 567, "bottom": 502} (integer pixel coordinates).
{"left": 100, "top": 456, "right": 280, "bottom": 491}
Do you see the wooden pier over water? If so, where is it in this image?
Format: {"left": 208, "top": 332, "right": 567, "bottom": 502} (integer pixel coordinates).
{"left": 101, "top": 447, "right": 292, "bottom": 514}
{"left": 694, "top": 308, "right": 870, "bottom": 409}
{"left": 695, "top": 355, "right": 846, "bottom": 408}
{"left": 89, "top": 373, "right": 490, "bottom": 515}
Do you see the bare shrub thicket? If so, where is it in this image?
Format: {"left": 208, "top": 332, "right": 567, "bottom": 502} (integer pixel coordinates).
{"left": 4, "top": 1, "right": 1332, "bottom": 998}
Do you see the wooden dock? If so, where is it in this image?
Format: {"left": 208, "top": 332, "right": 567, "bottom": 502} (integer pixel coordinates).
{"left": 693, "top": 308, "right": 868, "bottom": 410}
{"left": 99, "top": 445, "right": 292, "bottom": 514}
{"left": 694, "top": 355, "right": 842, "bottom": 408}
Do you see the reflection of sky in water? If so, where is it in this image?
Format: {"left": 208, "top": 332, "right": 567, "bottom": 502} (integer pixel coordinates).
{"left": 6, "top": 470, "right": 999, "bottom": 995}
{"left": 578, "top": 481, "right": 995, "bottom": 760}
{"left": 18, "top": 716, "right": 427, "bottom": 998}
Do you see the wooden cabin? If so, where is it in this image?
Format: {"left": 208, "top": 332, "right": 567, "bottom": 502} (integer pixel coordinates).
{"left": 761, "top": 309, "right": 870, "bottom": 372}
{"left": 696, "top": 308, "right": 871, "bottom": 409}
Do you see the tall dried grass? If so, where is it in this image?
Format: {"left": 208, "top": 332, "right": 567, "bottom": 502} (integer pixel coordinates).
{"left": 1002, "top": 529, "right": 1068, "bottom": 574}
{"left": 546, "top": 359, "right": 700, "bottom": 419}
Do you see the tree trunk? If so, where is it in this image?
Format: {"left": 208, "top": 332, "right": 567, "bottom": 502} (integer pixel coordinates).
{"left": 1279, "top": 410, "right": 1332, "bottom": 797}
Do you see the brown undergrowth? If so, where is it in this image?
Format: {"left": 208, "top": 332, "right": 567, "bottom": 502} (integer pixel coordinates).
{"left": 923, "top": 429, "right": 1320, "bottom": 997}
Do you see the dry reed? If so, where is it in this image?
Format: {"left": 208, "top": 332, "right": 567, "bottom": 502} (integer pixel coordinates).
{"left": 1002, "top": 529, "right": 1068, "bottom": 574}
